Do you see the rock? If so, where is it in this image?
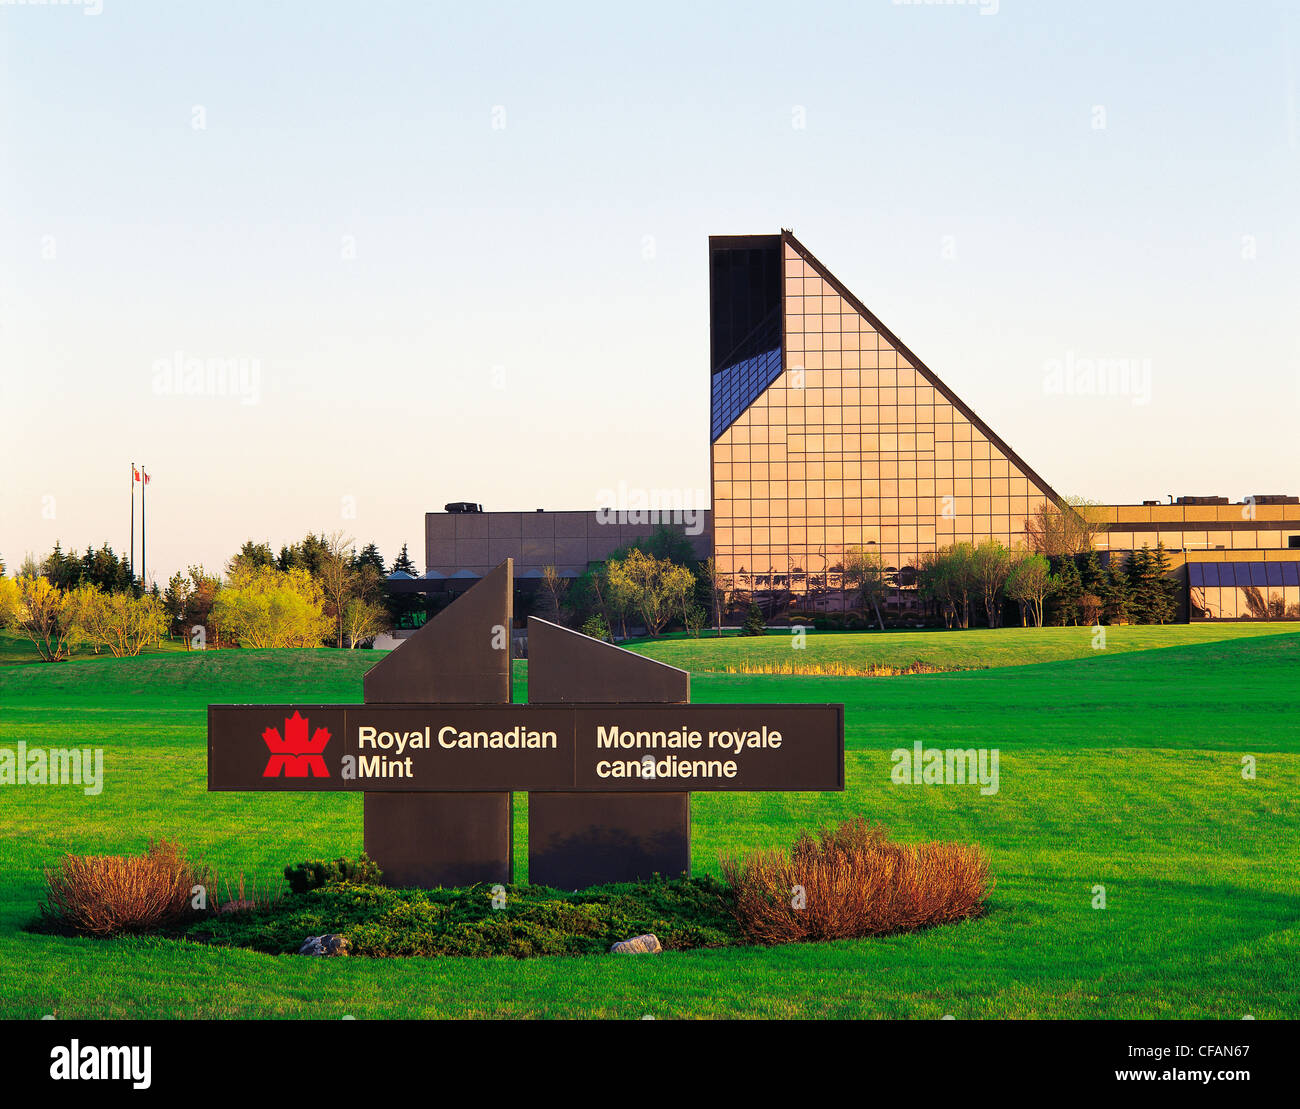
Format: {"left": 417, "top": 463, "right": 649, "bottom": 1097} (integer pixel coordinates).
{"left": 609, "top": 934, "right": 662, "bottom": 954}
{"left": 299, "top": 934, "right": 349, "bottom": 957}
{"left": 217, "top": 900, "right": 256, "bottom": 915}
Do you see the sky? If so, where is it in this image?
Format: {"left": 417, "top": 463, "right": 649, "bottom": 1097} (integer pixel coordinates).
{"left": 1, "top": 0, "right": 1297, "bottom": 586}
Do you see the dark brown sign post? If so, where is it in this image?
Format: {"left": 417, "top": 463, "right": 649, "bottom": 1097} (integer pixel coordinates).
{"left": 208, "top": 560, "right": 844, "bottom": 889}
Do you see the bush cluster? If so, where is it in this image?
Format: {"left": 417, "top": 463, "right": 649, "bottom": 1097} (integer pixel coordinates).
{"left": 721, "top": 818, "right": 991, "bottom": 944}
{"left": 39, "top": 839, "right": 208, "bottom": 937}
{"left": 283, "top": 854, "right": 382, "bottom": 894}
{"left": 187, "top": 875, "right": 739, "bottom": 958}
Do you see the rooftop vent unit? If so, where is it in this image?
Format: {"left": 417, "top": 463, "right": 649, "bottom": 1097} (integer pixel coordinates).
{"left": 1142, "top": 500, "right": 1160, "bottom": 506}
{"left": 444, "top": 502, "right": 483, "bottom": 514}
{"left": 1175, "top": 495, "right": 1230, "bottom": 506}
{"left": 1247, "top": 495, "right": 1299, "bottom": 505}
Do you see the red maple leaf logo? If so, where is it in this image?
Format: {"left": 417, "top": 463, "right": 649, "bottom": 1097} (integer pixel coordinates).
{"left": 262, "top": 711, "right": 332, "bottom": 778}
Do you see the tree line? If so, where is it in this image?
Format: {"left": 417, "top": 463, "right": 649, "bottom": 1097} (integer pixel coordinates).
{"left": 0, "top": 534, "right": 420, "bottom": 660}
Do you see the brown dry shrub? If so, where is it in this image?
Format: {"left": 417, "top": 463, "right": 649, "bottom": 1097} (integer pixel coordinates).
{"left": 720, "top": 817, "right": 992, "bottom": 944}
{"left": 42, "top": 838, "right": 208, "bottom": 937}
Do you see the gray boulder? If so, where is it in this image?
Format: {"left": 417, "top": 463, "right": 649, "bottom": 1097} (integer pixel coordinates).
{"left": 610, "top": 934, "right": 662, "bottom": 954}
{"left": 299, "top": 934, "right": 350, "bottom": 956}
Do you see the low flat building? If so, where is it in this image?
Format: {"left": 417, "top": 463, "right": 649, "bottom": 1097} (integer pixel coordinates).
{"left": 420, "top": 509, "right": 711, "bottom": 590}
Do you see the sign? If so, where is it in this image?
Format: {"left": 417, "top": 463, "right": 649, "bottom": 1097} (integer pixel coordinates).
{"left": 208, "top": 703, "right": 844, "bottom": 793}
{"left": 205, "top": 559, "right": 846, "bottom": 889}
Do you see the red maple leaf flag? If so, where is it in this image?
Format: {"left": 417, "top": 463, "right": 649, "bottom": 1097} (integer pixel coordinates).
{"left": 143, "top": 471, "right": 151, "bottom": 485}
{"left": 133, "top": 467, "right": 140, "bottom": 482}
{"left": 261, "top": 711, "right": 332, "bottom": 778}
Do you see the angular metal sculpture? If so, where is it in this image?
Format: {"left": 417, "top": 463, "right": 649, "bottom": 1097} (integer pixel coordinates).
{"left": 526, "top": 616, "right": 691, "bottom": 889}
{"left": 361, "top": 560, "right": 513, "bottom": 888}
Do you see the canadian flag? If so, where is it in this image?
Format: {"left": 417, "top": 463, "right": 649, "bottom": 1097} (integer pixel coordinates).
{"left": 142, "top": 471, "right": 151, "bottom": 485}
{"left": 133, "top": 466, "right": 141, "bottom": 482}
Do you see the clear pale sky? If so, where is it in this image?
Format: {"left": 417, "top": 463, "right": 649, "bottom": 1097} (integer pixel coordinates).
{"left": 2, "top": 0, "right": 1297, "bottom": 585}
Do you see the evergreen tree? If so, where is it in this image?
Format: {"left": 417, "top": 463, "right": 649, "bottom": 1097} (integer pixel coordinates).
{"left": 1146, "top": 542, "right": 1177, "bottom": 624}
{"left": 1050, "top": 556, "right": 1083, "bottom": 625}
{"left": 41, "top": 542, "right": 79, "bottom": 590}
{"left": 230, "top": 540, "right": 276, "bottom": 577}
{"left": 1103, "top": 562, "right": 1132, "bottom": 624}
{"left": 1126, "top": 546, "right": 1154, "bottom": 623}
{"left": 354, "top": 542, "right": 385, "bottom": 575}
{"left": 391, "top": 543, "right": 418, "bottom": 576}
{"left": 1080, "top": 549, "right": 1105, "bottom": 596}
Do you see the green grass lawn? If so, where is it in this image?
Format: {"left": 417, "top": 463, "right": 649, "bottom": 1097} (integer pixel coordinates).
{"left": 626, "top": 621, "right": 1298, "bottom": 672}
{"left": 0, "top": 626, "right": 1297, "bottom": 1018}
{"left": 0, "top": 628, "right": 188, "bottom": 667}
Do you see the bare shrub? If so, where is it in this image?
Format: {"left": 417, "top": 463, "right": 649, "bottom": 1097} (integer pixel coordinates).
{"left": 42, "top": 839, "right": 208, "bottom": 937}
{"left": 720, "top": 817, "right": 992, "bottom": 944}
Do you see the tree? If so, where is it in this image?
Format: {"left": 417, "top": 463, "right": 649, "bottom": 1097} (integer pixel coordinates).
{"left": 211, "top": 566, "right": 331, "bottom": 648}
{"left": 606, "top": 548, "right": 690, "bottom": 638}
{"left": 842, "top": 546, "right": 888, "bottom": 630}
{"left": 354, "top": 543, "right": 386, "bottom": 576}
{"left": 41, "top": 542, "right": 81, "bottom": 590}
{"left": 540, "top": 565, "right": 569, "bottom": 622}
{"left": 77, "top": 589, "right": 168, "bottom": 657}
{"left": 703, "top": 557, "right": 731, "bottom": 637}
{"left": 315, "top": 532, "right": 362, "bottom": 648}
{"left": 0, "top": 575, "right": 20, "bottom": 631}
{"left": 1024, "top": 497, "right": 1105, "bottom": 557}
{"left": 620, "top": 525, "right": 698, "bottom": 567}
{"left": 972, "top": 538, "right": 1014, "bottom": 628}
{"left": 1050, "top": 556, "right": 1083, "bottom": 625}
{"left": 391, "top": 543, "right": 418, "bottom": 577}
{"left": 341, "top": 598, "right": 389, "bottom": 648}
{"left": 14, "top": 577, "right": 84, "bottom": 661}
{"left": 1006, "top": 552, "right": 1055, "bottom": 627}
{"left": 228, "top": 540, "right": 275, "bottom": 578}
{"left": 665, "top": 561, "right": 702, "bottom": 636}
{"left": 742, "top": 602, "right": 766, "bottom": 636}
{"left": 1127, "top": 542, "right": 1177, "bottom": 625}
{"left": 1101, "top": 563, "right": 1132, "bottom": 624}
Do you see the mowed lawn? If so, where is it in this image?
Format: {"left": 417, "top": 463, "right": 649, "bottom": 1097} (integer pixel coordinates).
{"left": 0, "top": 626, "right": 1297, "bottom": 1019}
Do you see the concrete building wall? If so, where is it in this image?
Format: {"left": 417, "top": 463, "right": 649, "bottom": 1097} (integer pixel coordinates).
{"left": 425, "top": 510, "right": 712, "bottom": 579}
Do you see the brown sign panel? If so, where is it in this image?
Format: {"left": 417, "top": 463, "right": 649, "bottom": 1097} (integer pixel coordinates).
{"left": 208, "top": 703, "right": 844, "bottom": 793}
{"left": 207, "top": 705, "right": 351, "bottom": 792}
{"left": 571, "top": 704, "right": 844, "bottom": 792}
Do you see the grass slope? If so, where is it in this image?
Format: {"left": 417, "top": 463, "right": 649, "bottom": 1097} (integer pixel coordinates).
{"left": 627, "top": 621, "right": 1297, "bottom": 672}
{"left": 0, "top": 627, "right": 1297, "bottom": 1018}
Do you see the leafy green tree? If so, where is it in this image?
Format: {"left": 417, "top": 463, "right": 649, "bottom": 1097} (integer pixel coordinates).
{"left": 606, "top": 548, "right": 693, "bottom": 638}
{"left": 1006, "top": 552, "right": 1055, "bottom": 627}
{"left": 842, "top": 546, "right": 888, "bottom": 630}
{"left": 617, "top": 524, "right": 697, "bottom": 567}
{"left": 341, "top": 597, "right": 389, "bottom": 648}
{"left": 972, "top": 538, "right": 1014, "bottom": 628}
{"left": 77, "top": 588, "right": 168, "bottom": 657}
{"left": 14, "top": 577, "right": 85, "bottom": 661}
{"left": 742, "top": 602, "right": 766, "bottom": 636}
{"left": 212, "top": 566, "right": 331, "bottom": 647}
{"left": 0, "top": 575, "right": 20, "bottom": 630}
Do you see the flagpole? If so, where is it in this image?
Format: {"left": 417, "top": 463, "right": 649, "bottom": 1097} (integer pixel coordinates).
{"left": 142, "top": 468, "right": 147, "bottom": 592}
{"left": 130, "top": 462, "right": 135, "bottom": 588}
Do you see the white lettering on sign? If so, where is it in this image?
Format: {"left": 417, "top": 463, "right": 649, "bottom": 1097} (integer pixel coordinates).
{"left": 594, "top": 726, "right": 782, "bottom": 750}
{"left": 437, "top": 725, "right": 557, "bottom": 750}
{"left": 596, "top": 757, "right": 739, "bottom": 780}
